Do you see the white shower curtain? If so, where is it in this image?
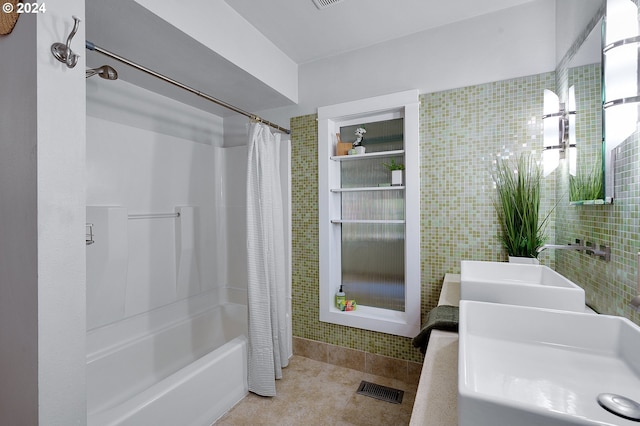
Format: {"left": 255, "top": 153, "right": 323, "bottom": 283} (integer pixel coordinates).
{"left": 246, "top": 122, "right": 289, "bottom": 396}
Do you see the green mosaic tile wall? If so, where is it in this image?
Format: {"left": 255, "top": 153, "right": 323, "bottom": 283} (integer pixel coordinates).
{"left": 291, "top": 71, "right": 557, "bottom": 363}
{"left": 555, "top": 26, "right": 640, "bottom": 325}
{"left": 555, "top": 126, "right": 640, "bottom": 325}
{"left": 420, "top": 72, "right": 557, "bottom": 316}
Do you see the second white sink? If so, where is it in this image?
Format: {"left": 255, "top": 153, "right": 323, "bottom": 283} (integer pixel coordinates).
{"left": 458, "top": 300, "right": 640, "bottom": 425}
{"left": 460, "top": 260, "right": 585, "bottom": 312}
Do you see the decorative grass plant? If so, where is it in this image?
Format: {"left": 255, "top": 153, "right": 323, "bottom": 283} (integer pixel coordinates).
{"left": 493, "top": 153, "right": 552, "bottom": 259}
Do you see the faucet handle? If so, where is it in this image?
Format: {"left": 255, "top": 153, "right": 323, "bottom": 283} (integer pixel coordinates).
{"left": 570, "top": 239, "right": 586, "bottom": 253}
{"left": 585, "top": 240, "right": 595, "bottom": 256}
{"left": 595, "top": 244, "right": 611, "bottom": 262}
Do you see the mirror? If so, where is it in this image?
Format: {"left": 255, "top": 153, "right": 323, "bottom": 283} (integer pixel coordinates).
{"left": 602, "top": 0, "right": 640, "bottom": 202}
{"left": 555, "top": 0, "right": 606, "bottom": 204}
{"left": 567, "top": 22, "right": 604, "bottom": 203}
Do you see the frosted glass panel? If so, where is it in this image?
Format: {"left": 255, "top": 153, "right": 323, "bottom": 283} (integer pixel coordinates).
{"left": 337, "top": 117, "right": 406, "bottom": 311}
{"left": 341, "top": 191, "right": 404, "bottom": 221}
{"left": 340, "top": 156, "right": 404, "bottom": 188}
{"left": 341, "top": 223, "right": 405, "bottom": 311}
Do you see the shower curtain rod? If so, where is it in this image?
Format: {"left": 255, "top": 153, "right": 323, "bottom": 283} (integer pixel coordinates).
{"left": 85, "top": 41, "right": 291, "bottom": 135}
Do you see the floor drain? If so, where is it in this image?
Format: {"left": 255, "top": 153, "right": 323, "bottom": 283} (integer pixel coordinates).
{"left": 356, "top": 381, "right": 404, "bottom": 404}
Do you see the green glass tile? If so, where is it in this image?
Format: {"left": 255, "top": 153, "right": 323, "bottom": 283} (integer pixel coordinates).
{"left": 290, "top": 70, "right": 639, "bottom": 364}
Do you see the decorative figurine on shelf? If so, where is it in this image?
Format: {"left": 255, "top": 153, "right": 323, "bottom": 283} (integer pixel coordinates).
{"left": 353, "top": 127, "right": 366, "bottom": 154}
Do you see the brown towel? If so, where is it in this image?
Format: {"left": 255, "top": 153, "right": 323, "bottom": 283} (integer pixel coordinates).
{"left": 412, "top": 305, "right": 459, "bottom": 355}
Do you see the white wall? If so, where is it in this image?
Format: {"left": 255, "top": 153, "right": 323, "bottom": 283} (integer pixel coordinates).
{"left": 0, "top": 12, "right": 39, "bottom": 425}
{"left": 302, "top": 0, "right": 555, "bottom": 105}
{"left": 0, "top": 3, "right": 87, "bottom": 424}
{"left": 223, "top": 115, "right": 251, "bottom": 147}
{"left": 86, "top": 78, "right": 224, "bottom": 328}
{"left": 221, "top": 146, "right": 248, "bottom": 289}
{"left": 253, "top": 0, "right": 556, "bottom": 126}
{"left": 133, "top": 0, "right": 298, "bottom": 103}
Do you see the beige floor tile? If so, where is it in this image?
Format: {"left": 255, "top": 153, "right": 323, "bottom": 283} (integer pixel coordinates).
{"left": 214, "top": 355, "right": 418, "bottom": 426}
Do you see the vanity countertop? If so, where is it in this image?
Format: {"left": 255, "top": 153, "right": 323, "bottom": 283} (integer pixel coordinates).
{"left": 409, "top": 271, "right": 595, "bottom": 425}
{"left": 409, "top": 274, "right": 460, "bottom": 426}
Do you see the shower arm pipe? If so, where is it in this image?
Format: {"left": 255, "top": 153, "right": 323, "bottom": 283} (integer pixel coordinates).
{"left": 85, "top": 41, "right": 290, "bottom": 135}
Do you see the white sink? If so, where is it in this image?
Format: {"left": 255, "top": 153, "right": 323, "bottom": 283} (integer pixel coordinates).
{"left": 458, "top": 300, "right": 640, "bottom": 426}
{"left": 460, "top": 260, "right": 585, "bottom": 312}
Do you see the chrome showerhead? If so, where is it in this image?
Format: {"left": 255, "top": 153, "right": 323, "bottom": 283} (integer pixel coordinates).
{"left": 86, "top": 65, "right": 118, "bottom": 80}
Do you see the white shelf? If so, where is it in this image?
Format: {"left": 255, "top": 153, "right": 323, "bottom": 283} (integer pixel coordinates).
{"left": 330, "top": 219, "right": 405, "bottom": 224}
{"left": 330, "top": 186, "right": 405, "bottom": 192}
{"left": 330, "top": 149, "right": 404, "bottom": 161}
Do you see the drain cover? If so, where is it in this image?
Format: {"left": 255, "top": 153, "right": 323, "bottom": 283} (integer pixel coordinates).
{"left": 597, "top": 393, "right": 640, "bottom": 421}
{"left": 356, "top": 381, "right": 404, "bottom": 404}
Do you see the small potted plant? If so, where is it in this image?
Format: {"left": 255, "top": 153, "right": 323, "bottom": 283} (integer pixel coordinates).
{"left": 352, "top": 127, "right": 366, "bottom": 154}
{"left": 383, "top": 158, "right": 405, "bottom": 186}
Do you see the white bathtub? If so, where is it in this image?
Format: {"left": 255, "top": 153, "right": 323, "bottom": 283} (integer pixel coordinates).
{"left": 87, "top": 293, "right": 248, "bottom": 426}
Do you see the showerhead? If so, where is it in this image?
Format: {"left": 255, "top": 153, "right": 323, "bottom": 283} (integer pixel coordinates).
{"left": 86, "top": 65, "right": 118, "bottom": 80}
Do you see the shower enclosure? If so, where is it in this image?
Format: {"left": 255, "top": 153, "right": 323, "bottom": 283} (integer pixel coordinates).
{"left": 85, "top": 76, "right": 291, "bottom": 425}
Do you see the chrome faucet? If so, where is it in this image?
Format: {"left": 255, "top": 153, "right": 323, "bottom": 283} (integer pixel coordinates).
{"left": 537, "top": 241, "right": 610, "bottom": 261}
{"left": 537, "top": 243, "right": 590, "bottom": 253}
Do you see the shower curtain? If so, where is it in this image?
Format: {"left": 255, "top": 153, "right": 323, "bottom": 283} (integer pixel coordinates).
{"left": 246, "top": 122, "right": 289, "bottom": 396}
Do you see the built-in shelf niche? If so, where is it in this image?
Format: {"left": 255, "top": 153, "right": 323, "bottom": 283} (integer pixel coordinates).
{"left": 318, "top": 90, "right": 420, "bottom": 338}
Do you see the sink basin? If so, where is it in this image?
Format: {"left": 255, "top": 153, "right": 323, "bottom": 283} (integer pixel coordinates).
{"left": 458, "top": 300, "right": 640, "bottom": 426}
{"left": 460, "top": 260, "right": 585, "bottom": 312}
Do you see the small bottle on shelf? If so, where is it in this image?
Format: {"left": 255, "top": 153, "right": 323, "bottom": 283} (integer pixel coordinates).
{"left": 335, "top": 284, "right": 346, "bottom": 311}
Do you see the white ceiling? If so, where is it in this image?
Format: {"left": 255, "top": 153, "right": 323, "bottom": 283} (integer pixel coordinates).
{"left": 85, "top": 0, "right": 538, "bottom": 118}
{"left": 224, "top": 0, "right": 537, "bottom": 64}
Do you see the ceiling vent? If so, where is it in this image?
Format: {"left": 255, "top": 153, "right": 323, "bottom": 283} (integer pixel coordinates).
{"left": 312, "top": 0, "right": 344, "bottom": 10}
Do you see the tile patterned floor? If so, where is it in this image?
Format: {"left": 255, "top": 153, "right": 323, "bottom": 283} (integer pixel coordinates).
{"left": 214, "top": 355, "right": 418, "bottom": 426}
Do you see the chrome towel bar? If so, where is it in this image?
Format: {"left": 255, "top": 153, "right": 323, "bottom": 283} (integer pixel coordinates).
{"left": 128, "top": 212, "right": 181, "bottom": 220}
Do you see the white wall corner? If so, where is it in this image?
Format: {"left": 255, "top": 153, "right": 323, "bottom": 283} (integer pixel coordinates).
{"left": 134, "top": 0, "right": 298, "bottom": 104}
